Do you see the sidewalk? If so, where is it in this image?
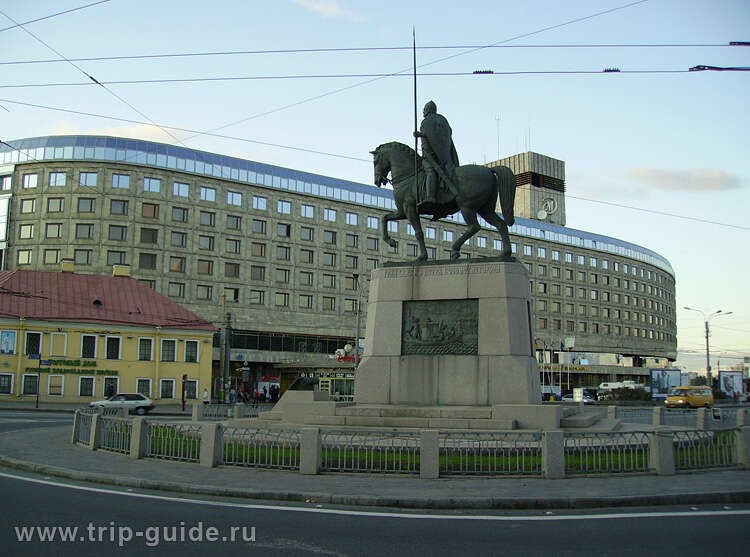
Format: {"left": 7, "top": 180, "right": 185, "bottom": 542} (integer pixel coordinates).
{"left": 0, "top": 400, "right": 194, "bottom": 416}
{"left": 1, "top": 421, "right": 750, "bottom": 510}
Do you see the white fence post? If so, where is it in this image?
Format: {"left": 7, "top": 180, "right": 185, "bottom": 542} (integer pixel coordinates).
{"left": 419, "top": 430, "right": 440, "bottom": 479}
{"left": 542, "top": 430, "right": 565, "bottom": 479}
{"left": 71, "top": 410, "right": 81, "bottom": 444}
{"left": 200, "top": 423, "right": 224, "bottom": 468}
{"left": 192, "top": 403, "right": 203, "bottom": 422}
{"left": 129, "top": 417, "right": 149, "bottom": 459}
{"left": 652, "top": 406, "right": 663, "bottom": 427}
{"left": 300, "top": 427, "right": 321, "bottom": 475}
{"left": 696, "top": 407, "right": 707, "bottom": 430}
{"left": 738, "top": 426, "right": 750, "bottom": 469}
{"left": 737, "top": 409, "right": 747, "bottom": 427}
{"left": 607, "top": 406, "right": 617, "bottom": 420}
{"left": 89, "top": 413, "right": 102, "bottom": 451}
{"left": 649, "top": 428, "right": 675, "bottom": 475}
{"left": 233, "top": 404, "right": 242, "bottom": 419}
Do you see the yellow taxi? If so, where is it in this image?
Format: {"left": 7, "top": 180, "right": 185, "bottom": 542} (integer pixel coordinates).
{"left": 665, "top": 386, "right": 714, "bottom": 408}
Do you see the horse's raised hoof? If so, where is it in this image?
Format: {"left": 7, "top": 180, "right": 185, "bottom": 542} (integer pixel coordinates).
{"left": 450, "top": 251, "right": 461, "bottom": 260}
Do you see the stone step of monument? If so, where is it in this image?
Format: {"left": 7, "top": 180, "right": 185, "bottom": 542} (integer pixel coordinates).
{"left": 465, "top": 418, "right": 518, "bottom": 430}
{"left": 560, "top": 412, "right": 601, "bottom": 428}
{"left": 337, "top": 405, "right": 493, "bottom": 419}
{"left": 304, "top": 415, "right": 347, "bottom": 426}
{"left": 583, "top": 418, "right": 622, "bottom": 432}
{"left": 335, "top": 415, "right": 517, "bottom": 429}
{"left": 258, "top": 411, "right": 283, "bottom": 421}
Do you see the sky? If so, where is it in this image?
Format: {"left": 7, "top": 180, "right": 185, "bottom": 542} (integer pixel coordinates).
{"left": 0, "top": 0, "right": 748, "bottom": 373}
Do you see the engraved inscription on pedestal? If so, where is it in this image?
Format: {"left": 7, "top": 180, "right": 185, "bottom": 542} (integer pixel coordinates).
{"left": 401, "top": 299, "right": 478, "bottom": 355}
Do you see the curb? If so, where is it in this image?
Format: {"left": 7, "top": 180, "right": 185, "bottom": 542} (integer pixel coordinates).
{"left": 0, "top": 406, "right": 191, "bottom": 417}
{"left": 2, "top": 454, "right": 750, "bottom": 510}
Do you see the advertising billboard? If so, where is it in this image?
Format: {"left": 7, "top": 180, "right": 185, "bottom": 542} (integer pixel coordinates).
{"left": 718, "top": 371, "right": 744, "bottom": 399}
{"left": 650, "top": 369, "right": 684, "bottom": 399}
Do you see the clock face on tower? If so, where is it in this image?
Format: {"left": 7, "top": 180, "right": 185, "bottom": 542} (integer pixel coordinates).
{"left": 541, "top": 197, "right": 557, "bottom": 215}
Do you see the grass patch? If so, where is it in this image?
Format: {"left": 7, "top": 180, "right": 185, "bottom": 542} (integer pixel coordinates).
{"left": 223, "top": 442, "right": 300, "bottom": 467}
{"left": 441, "top": 449, "right": 541, "bottom": 474}
{"left": 148, "top": 425, "right": 201, "bottom": 461}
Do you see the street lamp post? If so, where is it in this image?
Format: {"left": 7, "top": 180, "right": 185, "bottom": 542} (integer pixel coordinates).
{"left": 353, "top": 273, "right": 362, "bottom": 369}
{"left": 683, "top": 307, "right": 733, "bottom": 386}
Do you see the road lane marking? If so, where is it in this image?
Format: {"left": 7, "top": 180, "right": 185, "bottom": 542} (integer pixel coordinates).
{"left": 1, "top": 471, "right": 749, "bottom": 521}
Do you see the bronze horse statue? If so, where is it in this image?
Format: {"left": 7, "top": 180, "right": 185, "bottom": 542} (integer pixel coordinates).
{"left": 370, "top": 141, "right": 516, "bottom": 261}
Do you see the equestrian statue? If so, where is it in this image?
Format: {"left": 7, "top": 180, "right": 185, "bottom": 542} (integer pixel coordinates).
{"left": 371, "top": 100, "right": 517, "bottom": 262}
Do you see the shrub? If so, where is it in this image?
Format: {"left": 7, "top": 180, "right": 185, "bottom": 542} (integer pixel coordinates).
{"left": 610, "top": 387, "right": 652, "bottom": 401}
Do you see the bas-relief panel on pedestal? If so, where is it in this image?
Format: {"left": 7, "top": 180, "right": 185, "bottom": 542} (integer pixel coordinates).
{"left": 401, "top": 299, "right": 478, "bottom": 355}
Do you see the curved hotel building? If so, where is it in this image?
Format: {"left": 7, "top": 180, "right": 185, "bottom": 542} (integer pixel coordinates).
{"left": 0, "top": 136, "right": 676, "bottom": 396}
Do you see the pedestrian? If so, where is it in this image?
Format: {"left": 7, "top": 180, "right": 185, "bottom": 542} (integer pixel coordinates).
{"left": 229, "top": 387, "right": 237, "bottom": 404}
{"left": 202, "top": 388, "right": 209, "bottom": 405}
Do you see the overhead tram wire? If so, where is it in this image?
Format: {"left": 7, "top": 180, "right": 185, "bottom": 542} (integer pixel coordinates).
{"left": 179, "top": 0, "right": 655, "bottom": 142}
{"left": 1, "top": 41, "right": 744, "bottom": 65}
{"left": 566, "top": 195, "right": 750, "bottom": 232}
{"left": 0, "top": 7, "right": 187, "bottom": 149}
{"left": 0, "top": 98, "right": 370, "bottom": 163}
{"left": 0, "top": 0, "right": 112, "bottom": 33}
{"left": 0, "top": 68, "right": 701, "bottom": 89}
{"left": 2, "top": 97, "right": 746, "bottom": 235}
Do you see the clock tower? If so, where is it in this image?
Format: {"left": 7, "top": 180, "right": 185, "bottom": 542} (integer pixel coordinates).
{"left": 487, "top": 152, "right": 566, "bottom": 226}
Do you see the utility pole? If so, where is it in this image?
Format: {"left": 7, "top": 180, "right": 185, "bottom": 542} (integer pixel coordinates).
{"left": 353, "top": 273, "right": 362, "bottom": 369}
{"left": 684, "top": 307, "right": 733, "bottom": 386}
{"left": 220, "top": 291, "right": 232, "bottom": 403}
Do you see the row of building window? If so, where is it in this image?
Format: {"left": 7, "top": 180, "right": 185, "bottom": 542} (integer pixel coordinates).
{"left": 14, "top": 194, "right": 674, "bottom": 288}
{"left": 534, "top": 318, "right": 674, "bottom": 342}
{"left": 530, "top": 281, "right": 672, "bottom": 313}
{"left": 0, "top": 373, "right": 199, "bottom": 399}
{"left": 1, "top": 147, "right": 673, "bottom": 274}
{"left": 0, "top": 330, "right": 200, "bottom": 362}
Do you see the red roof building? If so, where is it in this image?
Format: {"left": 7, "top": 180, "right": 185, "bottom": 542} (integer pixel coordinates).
{"left": 0, "top": 268, "right": 215, "bottom": 330}
{"left": 0, "top": 267, "right": 216, "bottom": 404}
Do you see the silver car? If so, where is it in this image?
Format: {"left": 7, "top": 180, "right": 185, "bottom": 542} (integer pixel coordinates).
{"left": 90, "top": 393, "right": 155, "bottom": 415}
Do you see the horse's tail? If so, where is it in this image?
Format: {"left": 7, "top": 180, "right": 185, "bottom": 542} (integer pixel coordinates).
{"left": 491, "top": 165, "right": 516, "bottom": 226}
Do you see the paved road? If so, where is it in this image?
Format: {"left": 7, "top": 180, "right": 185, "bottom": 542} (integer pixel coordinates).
{"left": 0, "top": 411, "right": 72, "bottom": 433}
{"left": 0, "top": 410, "right": 184, "bottom": 434}
{"left": 1, "top": 470, "right": 749, "bottom": 556}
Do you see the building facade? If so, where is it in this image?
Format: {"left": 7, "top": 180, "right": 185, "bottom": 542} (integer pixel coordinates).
{"left": 0, "top": 136, "right": 677, "bottom": 392}
{"left": 0, "top": 266, "right": 215, "bottom": 404}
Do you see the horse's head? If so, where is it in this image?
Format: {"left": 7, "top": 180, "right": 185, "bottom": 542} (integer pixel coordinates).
{"left": 370, "top": 146, "right": 391, "bottom": 188}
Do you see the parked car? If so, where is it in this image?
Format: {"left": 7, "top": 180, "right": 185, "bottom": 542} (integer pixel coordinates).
{"left": 90, "top": 393, "right": 155, "bottom": 415}
{"left": 561, "top": 393, "right": 596, "bottom": 404}
{"left": 665, "top": 386, "right": 713, "bottom": 409}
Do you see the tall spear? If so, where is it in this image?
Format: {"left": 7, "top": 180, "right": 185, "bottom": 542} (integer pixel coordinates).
{"left": 412, "top": 27, "right": 418, "bottom": 190}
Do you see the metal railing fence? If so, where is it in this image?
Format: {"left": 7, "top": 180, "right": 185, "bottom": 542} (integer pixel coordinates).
{"left": 321, "top": 430, "right": 420, "bottom": 473}
{"left": 76, "top": 412, "right": 93, "bottom": 444}
{"left": 440, "top": 432, "right": 543, "bottom": 476}
{"left": 662, "top": 409, "right": 697, "bottom": 428}
{"left": 615, "top": 408, "right": 653, "bottom": 425}
{"left": 673, "top": 429, "right": 738, "bottom": 471}
{"left": 200, "top": 404, "right": 234, "bottom": 419}
{"left": 146, "top": 422, "right": 202, "bottom": 462}
{"left": 223, "top": 427, "right": 300, "bottom": 469}
{"left": 565, "top": 431, "right": 651, "bottom": 474}
{"left": 99, "top": 416, "right": 132, "bottom": 453}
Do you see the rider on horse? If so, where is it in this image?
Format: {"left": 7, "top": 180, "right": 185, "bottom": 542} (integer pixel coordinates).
{"left": 414, "top": 100, "right": 460, "bottom": 212}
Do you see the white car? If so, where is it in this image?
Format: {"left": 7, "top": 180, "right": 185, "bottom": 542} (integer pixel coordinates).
{"left": 561, "top": 393, "right": 596, "bottom": 404}
{"left": 90, "top": 393, "right": 155, "bottom": 415}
